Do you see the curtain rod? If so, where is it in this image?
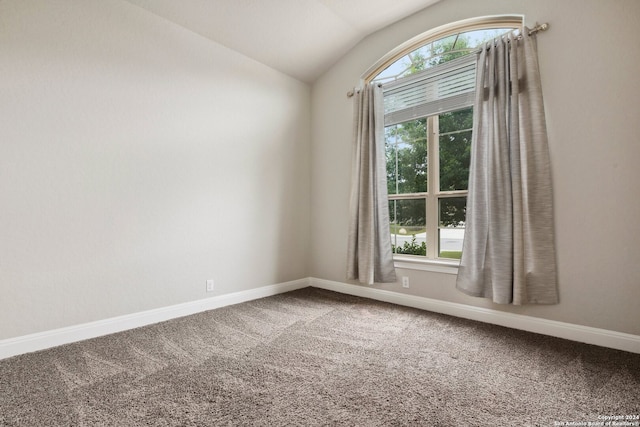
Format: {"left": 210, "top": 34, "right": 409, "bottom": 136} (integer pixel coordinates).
{"left": 484, "top": 22, "right": 549, "bottom": 48}
{"left": 346, "top": 22, "right": 549, "bottom": 98}
{"left": 526, "top": 22, "right": 549, "bottom": 35}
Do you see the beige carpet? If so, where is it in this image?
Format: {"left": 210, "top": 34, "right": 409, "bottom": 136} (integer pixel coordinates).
{"left": 1, "top": 287, "right": 639, "bottom": 426}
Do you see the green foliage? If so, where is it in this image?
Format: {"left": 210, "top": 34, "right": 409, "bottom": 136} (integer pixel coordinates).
{"left": 440, "top": 198, "right": 467, "bottom": 228}
{"left": 438, "top": 108, "right": 472, "bottom": 227}
{"left": 391, "top": 240, "right": 463, "bottom": 259}
{"left": 388, "top": 199, "right": 426, "bottom": 241}
{"left": 385, "top": 120, "right": 427, "bottom": 196}
{"left": 392, "top": 235, "right": 426, "bottom": 256}
{"left": 439, "top": 109, "right": 472, "bottom": 192}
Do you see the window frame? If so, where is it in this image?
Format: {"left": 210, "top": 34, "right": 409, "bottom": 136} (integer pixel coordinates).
{"left": 365, "top": 15, "right": 524, "bottom": 272}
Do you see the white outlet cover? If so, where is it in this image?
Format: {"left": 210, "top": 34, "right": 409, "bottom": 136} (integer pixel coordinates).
{"left": 206, "top": 280, "right": 215, "bottom": 292}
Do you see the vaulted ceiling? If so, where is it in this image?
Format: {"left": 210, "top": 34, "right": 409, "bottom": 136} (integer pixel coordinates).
{"left": 123, "top": 0, "right": 442, "bottom": 83}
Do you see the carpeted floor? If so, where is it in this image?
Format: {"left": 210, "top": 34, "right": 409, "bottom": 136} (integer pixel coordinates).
{"left": 1, "top": 287, "right": 639, "bottom": 426}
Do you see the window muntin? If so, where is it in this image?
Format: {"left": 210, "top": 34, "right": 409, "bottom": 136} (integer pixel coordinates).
{"left": 375, "top": 22, "right": 520, "bottom": 261}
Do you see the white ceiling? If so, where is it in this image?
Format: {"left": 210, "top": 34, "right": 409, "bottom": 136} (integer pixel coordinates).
{"left": 123, "top": 0, "right": 441, "bottom": 83}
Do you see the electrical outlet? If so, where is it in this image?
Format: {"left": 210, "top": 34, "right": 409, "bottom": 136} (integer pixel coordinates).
{"left": 401, "top": 277, "right": 410, "bottom": 288}
{"left": 206, "top": 279, "right": 215, "bottom": 292}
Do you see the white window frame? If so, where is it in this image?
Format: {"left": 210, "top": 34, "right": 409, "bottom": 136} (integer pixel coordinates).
{"left": 364, "top": 15, "right": 524, "bottom": 274}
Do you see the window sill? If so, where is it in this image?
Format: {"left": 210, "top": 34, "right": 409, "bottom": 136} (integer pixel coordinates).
{"left": 393, "top": 255, "right": 459, "bottom": 275}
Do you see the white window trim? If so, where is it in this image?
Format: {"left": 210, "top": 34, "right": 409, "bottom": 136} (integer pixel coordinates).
{"left": 394, "top": 255, "right": 459, "bottom": 275}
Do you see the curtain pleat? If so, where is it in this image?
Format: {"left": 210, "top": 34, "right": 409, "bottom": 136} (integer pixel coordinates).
{"left": 347, "top": 84, "right": 397, "bottom": 285}
{"left": 456, "top": 29, "right": 558, "bottom": 305}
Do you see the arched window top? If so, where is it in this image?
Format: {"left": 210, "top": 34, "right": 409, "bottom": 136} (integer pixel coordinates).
{"left": 365, "top": 15, "right": 523, "bottom": 84}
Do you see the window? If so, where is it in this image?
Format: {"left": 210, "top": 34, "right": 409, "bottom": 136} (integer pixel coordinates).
{"left": 367, "top": 17, "right": 522, "bottom": 262}
{"left": 386, "top": 108, "right": 472, "bottom": 260}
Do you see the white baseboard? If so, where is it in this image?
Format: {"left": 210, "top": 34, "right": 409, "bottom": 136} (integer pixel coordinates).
{"left": 0, "top": 278, "right": 310, "bottom": 360}
{"left": 3, "top": 276, "right": 638, "bottom": 360}
{"left": 309, "top": 277, "right": 640, "bottom": 354}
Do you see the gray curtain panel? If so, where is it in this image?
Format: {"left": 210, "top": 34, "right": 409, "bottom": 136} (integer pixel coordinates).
{"left": 456, "top": 29, "right": 558, "bottom": 305}
{"left": 347, "top": 84, "right": 397, "bottom": 285}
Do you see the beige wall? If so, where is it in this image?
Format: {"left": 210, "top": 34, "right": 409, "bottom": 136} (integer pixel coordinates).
{"left": 0, "top": 0, "right": 311, "bottom": 339}
{"left": 310, "top": 0, "right": 640, "bottom": 335}
{"left": 2, "top": 0, "right": 638, "bottom": 343}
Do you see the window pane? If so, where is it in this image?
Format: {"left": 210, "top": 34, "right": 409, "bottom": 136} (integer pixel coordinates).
{"left": 372, "top": 28, "right": 516, "bottom": 83}
{"left": 389, "top": 199, "right": 426, "bottom": 256}
{"left": 385, "top": 119, "right": 427, "bottom": 195}
{"left": 438, "top": 197, "right": 466, "bottom": 259}
{"left": 439, "top": 108, "right": 472, "bottom": 191}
